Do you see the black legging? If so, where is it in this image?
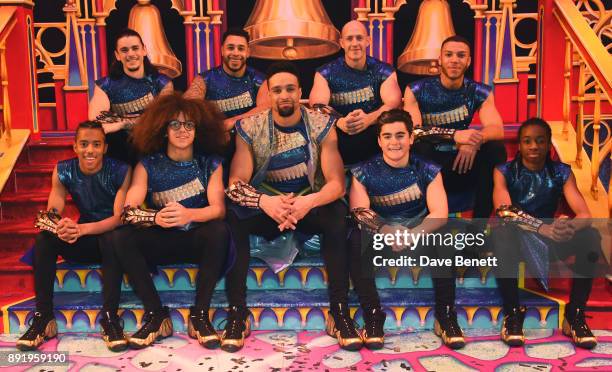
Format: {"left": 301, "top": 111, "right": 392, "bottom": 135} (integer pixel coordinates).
{"left": 108, "top": 220, "right": 229, "bottom": 312}
{"left": 225, "top": 200, "right": 350, "bottom": 307}
{"left": 412, "top": 140, "right": 507, "bottom": 218}
{"left": 348, "top": 225, "right": 457, "bottom": 310}
{"left": 492, "top": 224, "right": 601, "bottom": 313}
{"left": 33, "top": 231, "right": 123, "bottom": 315}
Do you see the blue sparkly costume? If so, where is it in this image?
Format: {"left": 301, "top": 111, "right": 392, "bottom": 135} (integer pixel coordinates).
{"left": 409, "top": 77, "right": 491, "bottom": 131}
{"left": 140, "top": 152, "right": 222, "bottom": 230}
{"left": 201, "top": 66, "right": 265, "bottom": 118}
{"left": 495, "top": 159, "right": 573, "bottom": 290}
{"left": 57, "top": 157, "right": 129, "bottom": 223}
{"left": 317, "top": 56, "right": 394, "bottom": 165}
{"left": 351, "top": 154, "right": 440, "bottom": 220}
{"left": 262, "top": 122, "right": 311, "bottom": 194}
{"left": 95, "top": 73, "right": 171, "bottom": 116}
{"left": 497, "top": 159, "right": 571, "bottom": 218}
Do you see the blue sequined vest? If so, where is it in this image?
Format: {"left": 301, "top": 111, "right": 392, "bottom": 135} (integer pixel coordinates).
{"left": 95, "top": 73, "right": 171, "bottom": 116}
{"left": 351, "top": 154, "right": 441, "bottom": 219}
{"left": 264, "top": 121, "right": 311, "bottom": 193}
{"left": 201, "top": 66, "right": 265, "bottom": 118}
{"left": 409, "top": 77, "right": 491, "bottom": 130}
{"left": 57, "top": 157, "right": 129, "bottom": 223}
{"left": 497, "top": 159, "right": 571, "bottom": 218}
{"left": 317, "top": 56, "right": 394, "bottom": 166}
{"left": 141, "top": 152, "right": 222, "bottom": 210}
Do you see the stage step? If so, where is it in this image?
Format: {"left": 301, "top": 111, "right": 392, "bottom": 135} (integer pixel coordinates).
{"left": 3, "top": 257, "right": 499, "bottom": 294}
{"left": 8, "top": 164, "right": 54, "bottom": 193}
{"left": 0, "top": 222, "right": 37, "bottom": 256}
{"left": 0, "top": 191, "right": 77, "bottom": 221}
{"left": 20, "top": 138, "right": 74, "bottom": 166}
{"left": 3, "top": 288, "right": 559, "bottom": 334}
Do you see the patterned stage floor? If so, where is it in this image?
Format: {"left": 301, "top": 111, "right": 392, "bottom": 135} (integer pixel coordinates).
{"left": 0, "top": 329, "right": 611, "bottom": 371}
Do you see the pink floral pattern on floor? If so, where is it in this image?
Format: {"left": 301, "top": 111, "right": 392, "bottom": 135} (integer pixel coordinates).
{"left": 0, "top": 330, "right": 610, "bottom": 371}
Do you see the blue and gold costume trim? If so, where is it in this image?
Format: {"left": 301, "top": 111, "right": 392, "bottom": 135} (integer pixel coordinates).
{"left": 317, "top": 56, "right": 394, "bottom": 116}
{"left": 95, "top": 73, "right": 171, "bottom": 116}
{"left": 202, "top": 66, "right": 265, "bottom": 118}
{"left": 497, "top": 159, "right": 571, "bottom": 218}
{"left": 409, "top": 77, "right": 491, "bottom": 131}
{"left": 140, "top": 153, "right": 222, "bottom": 230}
{"left": 351, "top": 154, "right": 440, "bottom": 219}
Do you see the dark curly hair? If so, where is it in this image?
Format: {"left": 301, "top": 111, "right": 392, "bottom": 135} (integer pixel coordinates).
{"left": 131, "top": 92, "right": 227, "bottom": 156}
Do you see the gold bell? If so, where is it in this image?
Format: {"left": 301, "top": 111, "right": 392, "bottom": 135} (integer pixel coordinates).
{"left": 128, "top": 0, "right": 182, "bottom": 78}
{"left": 397, "top": 0, "right": 456, "bottom": 75}
{"left": 244, "top": 0, "right": 340, "bottom": 60}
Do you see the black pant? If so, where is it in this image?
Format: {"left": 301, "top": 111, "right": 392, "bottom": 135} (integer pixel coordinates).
{"left": 492, "top": 224, "right": 600, "bottom": 313}
{"left": 349, "top": 226, "right": 457, "bottom": 310}
{"left": 412, "top": 140, "right": 507, "bottom": 218}
{"left": 109, "top": 221, "right": 229, "bottom": 312}
{"left": 226, "top": 200, "right": 349, "bottom": 307}
{"left": 33, "top": 231, "right": 123, "bottom": 315}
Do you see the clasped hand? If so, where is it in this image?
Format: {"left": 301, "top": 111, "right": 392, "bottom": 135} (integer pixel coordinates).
{"left": 260, "top": 193, "right": 316, "bottom": 231}
{"left": 538, "top": 216, "right": 576, "bottom": 242}
{"left": 155, "top": 201, "right": 193, "bottom": 228}
{"left": 57, "top": 218, "right": 81, "bottom": 244}
{"left": 337, "top": 109, "right": 368, "bottom": 135}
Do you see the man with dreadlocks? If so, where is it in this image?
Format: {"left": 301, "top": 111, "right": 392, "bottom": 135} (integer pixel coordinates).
{"left": 492, "top": 117, "right": 603, "bottom": 349}
{"left": 88, "top": 28, "right": 173, "bottom": 164}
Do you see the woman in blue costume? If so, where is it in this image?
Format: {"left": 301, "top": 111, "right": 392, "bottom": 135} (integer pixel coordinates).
{"left": 108, "top": 93, "right": 231, "bottom": 350}
{"left": 350, "top": 109, "right": 465, "bottom": 349}
{"left": 492, "top": 117, "right": 602, "bottom": 349}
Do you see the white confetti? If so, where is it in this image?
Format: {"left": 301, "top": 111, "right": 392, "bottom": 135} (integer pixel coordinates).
{"left": 494, "top": 362, "right": 552, "bottom": 372}
{"left": 322, "top": 349, "right": 362, "bottom": 369}
{"left": 456, "top": 340, "right": 509, "bottom": 360}
{"left": 525, "top": 342, "right": 575, "bottom": 359}
{"left": 371, "top": 358, "right": 412, "bottom": 371}
{"left": 57, "top": 334, "right": 127, "bottom": 358}
{"left": 374, "top": 331, "right": 441, "bottom": 354}
{"left": 419, "top": 355, "right": 478, "bottom": 372}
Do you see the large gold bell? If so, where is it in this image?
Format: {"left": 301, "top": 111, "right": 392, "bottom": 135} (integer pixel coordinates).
{"left": 128, "top": 0, "right": 182, "bottom": 78}
{"left": 244, "top": 0, "right": 340, "bottom": 60}
{"left": 397, "top": 0, "right": 456, "bottom": 75}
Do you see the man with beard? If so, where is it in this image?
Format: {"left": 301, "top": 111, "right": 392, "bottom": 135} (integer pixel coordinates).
{"left": 403, "top": 36, "right": 506, "bottom": 220}
{"left": 223, "top": 62, "right": 359, "bottom": 352}
{"left": 89, "top": 29, "right": 173, "bottom": 164}
{"left": 184, "top": 28, "right": 268, "bottom": 132}
{"left": 310, "top": 20, "right": 402, "bottom": 167}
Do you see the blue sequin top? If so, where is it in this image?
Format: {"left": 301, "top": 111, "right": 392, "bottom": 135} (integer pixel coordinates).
{"left": 141, "top": 152, "right": 222, "bottom": 209}
{"left": 236, "top": 119, "right": 311, "bottom": 194}
{"left": 95, "top": 73, "right": 171, "bottom": 115}
{"left": 409, "top": 77, "right": 491, "bottom": 130}
{"left": 351, "top": 154, "right": 441, "bottom": 219}
{"left": 497, "top": 159, "right": 572, "bottom": 218}
{"left": 265, "top": 121, "right": 311, "bottom": 193}
{"left": 317, "top": 56, "right": 394, "bottom": 166}
{"left": 57, "top": 157, "right": 129, "bottom": 223}
{"left": 201, "top": 66, "right": 265, "bottom": 118}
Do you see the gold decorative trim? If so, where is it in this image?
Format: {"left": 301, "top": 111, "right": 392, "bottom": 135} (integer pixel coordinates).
{"left": 371, "top": 184, "right": 423, "bottom": 207}
{"left": 151, "top": 178, "right": 206, "bottom": 206}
